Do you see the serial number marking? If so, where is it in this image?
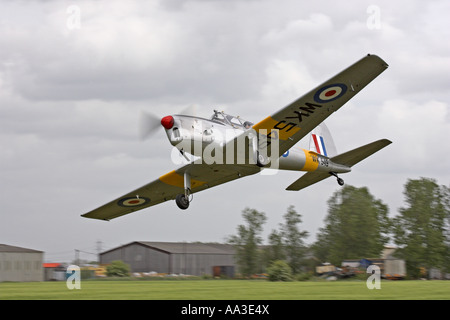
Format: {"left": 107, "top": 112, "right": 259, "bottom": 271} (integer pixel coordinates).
{"left": 311, "top": 154, "right": 329, "bottom": 166}
{"left": 285, "top": 102, "right": 323, "bottom": 124}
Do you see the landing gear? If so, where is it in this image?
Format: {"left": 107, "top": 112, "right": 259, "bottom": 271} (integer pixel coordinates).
{"left": 256, "top": 151, "right": 269, "bottom": 167}
{"left": 176, "top": 193, "right": 190, "bottom": 210}
{"left": 175, "top": 172, "right": 192, "bottom": 210}
{"left": 330, "top": 172, "right": 345, "bottom": 186}
{"left": 251, "top": 131, "right": 270, "bottom": 168}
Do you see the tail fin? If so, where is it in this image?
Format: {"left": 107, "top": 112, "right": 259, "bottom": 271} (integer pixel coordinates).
{"left": 309, "top": 122, "right": 337, "bottom": 157}
{"left": 286, "top": 139, "right": 392, "bottom": 191}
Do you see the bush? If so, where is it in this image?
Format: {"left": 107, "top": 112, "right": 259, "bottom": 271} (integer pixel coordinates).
{"left": 267, "top": 260, "right": 293, "bottom": 282}
{"left": 106, "top": 260, "right": 130, "bottom": 277}
{"left": 295, "top": 272, "right": 313, "bottom": 281}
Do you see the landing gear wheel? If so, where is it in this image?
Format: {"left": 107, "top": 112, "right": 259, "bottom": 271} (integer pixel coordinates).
{"left": 175, "top": 194, "right": 189, "bottom": 210}
{"left": 330, "top": 172, "right": 344, "bottom": 187}
{"left": 256, "top": 151, "right": 268, "bottom": 167}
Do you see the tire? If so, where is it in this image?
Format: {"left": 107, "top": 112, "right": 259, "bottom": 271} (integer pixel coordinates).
{"left": 175, "top": 194, "right": 189, "bottom": 210}
{"left": 256, "top": 151, "right": 268, "bottom": 167}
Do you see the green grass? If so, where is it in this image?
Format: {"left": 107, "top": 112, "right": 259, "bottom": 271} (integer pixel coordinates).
{"left": 0, "top": 279, "right": 448, "bottom": 300}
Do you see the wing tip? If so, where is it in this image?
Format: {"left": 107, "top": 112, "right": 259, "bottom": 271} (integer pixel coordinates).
{"left": 81, "top": 213, "right": 110, "bottom": 221}
{"left": 377, "top": 138, "right": 393, "bottom": 148}
{"left": 366, "top": 53, "right": 389, "bottom": 68}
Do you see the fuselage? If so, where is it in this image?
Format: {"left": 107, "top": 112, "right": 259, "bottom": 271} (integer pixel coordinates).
{"left": 161, "top": 111, "right": 350, "bottom": 174}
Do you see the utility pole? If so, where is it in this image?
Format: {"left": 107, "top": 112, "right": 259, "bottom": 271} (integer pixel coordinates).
{"left": 96, "top": 240, "right": 103, "bottom": 264}
{"left": 75, "top": 249, "right": 80, "bottom": 266}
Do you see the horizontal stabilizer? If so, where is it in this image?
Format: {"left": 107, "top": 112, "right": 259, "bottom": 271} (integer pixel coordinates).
{"left": 330, "top": 139, "right": 392, "bottom": 167}
{"left": 286, "top": 139, "right": 392, "bottom": 191}
{"left": 286, "top": 171, "right": 332, "bottom": 191}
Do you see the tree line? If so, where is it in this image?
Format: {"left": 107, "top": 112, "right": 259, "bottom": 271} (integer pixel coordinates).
{"left": 227, "top": 177, "right": 450, "bottom": 279}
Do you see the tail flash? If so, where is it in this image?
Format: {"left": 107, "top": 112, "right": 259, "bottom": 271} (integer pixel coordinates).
{"left": 309, "top": 122, "right": 337, "bottom": 157}
{"left": 311, "top": 134, "right": 328, "bottom": 156}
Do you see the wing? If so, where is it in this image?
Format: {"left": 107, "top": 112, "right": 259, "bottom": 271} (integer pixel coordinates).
{"left": 82, "top": 163, "right": 260, "bottom": 220}
{"left": 252, "top": 54, "right": 388, "bottom": 158}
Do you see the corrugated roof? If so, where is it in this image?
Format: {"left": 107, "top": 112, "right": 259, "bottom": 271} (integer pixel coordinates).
{"left": 139, "top": 242, "right": 235, "bottom": 254}
{"left": 0, "top": 244, "right": 43, "bottom": 253}
{"left": 102, "top": 241, "right": 235, "bottom": 255}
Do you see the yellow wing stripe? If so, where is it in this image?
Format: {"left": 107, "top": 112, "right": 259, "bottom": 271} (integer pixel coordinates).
{"left": 252, "top": 116, "right": 301, "bottom": 141}
{"left": 159, "top": 170, "right": 206, "bottom": 189}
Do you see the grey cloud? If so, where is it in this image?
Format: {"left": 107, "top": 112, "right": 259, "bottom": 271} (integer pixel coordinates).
{"left": 1, "top": 0, "right": 449, "bottom": 262}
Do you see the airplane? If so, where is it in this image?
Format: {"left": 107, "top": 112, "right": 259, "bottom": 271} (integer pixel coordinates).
{"left": 82, "top": 54, "right": 391, "bottom": 221}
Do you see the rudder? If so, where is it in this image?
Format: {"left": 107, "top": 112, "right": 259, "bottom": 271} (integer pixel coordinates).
{"left": 309, "top": 122, "right": 337, "bottom": 157}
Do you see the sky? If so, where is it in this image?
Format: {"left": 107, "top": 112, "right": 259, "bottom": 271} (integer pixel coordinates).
{"left": 1, "top": 0, "right": 449, "bottom": 263}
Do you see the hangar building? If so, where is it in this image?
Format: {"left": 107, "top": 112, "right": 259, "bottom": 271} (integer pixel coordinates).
{"left": 100, "top": 241, "right": 235, "bottom": 276}
{"left": 0, "top": 244, "right": 44, "bottom": 282}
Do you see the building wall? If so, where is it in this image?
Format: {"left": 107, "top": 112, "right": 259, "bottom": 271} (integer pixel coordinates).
{"left": 0, "top": 252, "right": 44, "bottom": 282}
{"left": 171, "top": 253, "right": 234, "bottom": 275}
{"left": 101, "top": 243, "right": 170, "bottom": 274}
{"left": 100, "top": 243, "right": 235, "bottom": 276}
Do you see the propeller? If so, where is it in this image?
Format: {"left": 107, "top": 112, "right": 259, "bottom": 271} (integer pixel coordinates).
{"left": 138, "top": 104, "right": 199, "bottom": 140}
{"left": 139, "top": 111, "right": 162, "bottom": 140}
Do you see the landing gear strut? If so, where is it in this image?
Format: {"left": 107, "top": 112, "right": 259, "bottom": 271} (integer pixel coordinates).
{"left": 330, "top": 172, "right": 344, "bottom": 186}
{"left": 175, "top": 172, "right": 192, "bottom": 210}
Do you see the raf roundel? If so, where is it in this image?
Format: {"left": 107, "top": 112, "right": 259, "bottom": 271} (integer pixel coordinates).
{"left": 314, "top": 83, "right": 347, "bottom": 103}
{"left": 118, "top": 197, "right": 150, "bottom": 207}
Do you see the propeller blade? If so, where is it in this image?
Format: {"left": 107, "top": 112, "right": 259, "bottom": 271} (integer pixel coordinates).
{"left": 178, "top": 104, "right": 198, "bottom": 117}
{"left": 139, "top": 111, "right": 161, "bottom": 140}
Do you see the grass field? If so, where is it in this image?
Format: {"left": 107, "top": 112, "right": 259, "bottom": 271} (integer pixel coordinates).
{"left": 0, "top": 279, "right": 449, "bottom": 300}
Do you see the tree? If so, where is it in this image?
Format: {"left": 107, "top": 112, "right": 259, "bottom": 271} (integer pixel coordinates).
{"left": 393, "top": 178, "right": 450, "bottom": 278}
{"left": 227, "top": 208, "right": 267, "bottom": 277}
{"left": 280, "top": 205, "right": 309, "bottom": 274}
{"left": 313, "top": 185, "right": 390, "bottom": 265}
{"left": 267, "top": 260, "right": 293, "bottom": 282}
{"left": 106, "top": 260, "right": 130, "bottom": 277}
{"left": 264, "top": 229, "right": 286, "bottom": 265}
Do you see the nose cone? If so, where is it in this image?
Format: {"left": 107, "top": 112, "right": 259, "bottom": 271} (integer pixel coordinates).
{"left": 161, "top": 115, "right": 174, "bottom": 129}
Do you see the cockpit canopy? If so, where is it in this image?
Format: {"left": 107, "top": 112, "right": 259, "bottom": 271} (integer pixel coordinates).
{"left": 210, "top": 110, "right": 253, "bottom": 129}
